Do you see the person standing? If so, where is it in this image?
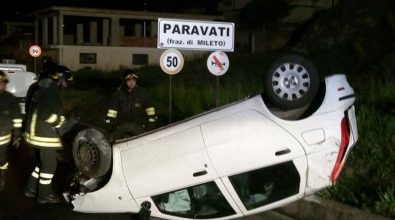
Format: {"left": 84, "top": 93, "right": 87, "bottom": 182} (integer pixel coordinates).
{"left": 105, "top": 70, "right": 157, "bottom": 140}
{"left": 0, "top": 71, "right": 22, "bottom": 191}
{"left": 23, "top": 62, "right": 73, "bottom": 203}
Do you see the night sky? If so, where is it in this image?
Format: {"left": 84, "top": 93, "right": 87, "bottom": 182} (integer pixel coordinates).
{"left": 3, "top": 0, "right": 223, "bottom": 20}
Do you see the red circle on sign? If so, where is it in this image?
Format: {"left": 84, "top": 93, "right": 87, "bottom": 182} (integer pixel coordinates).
{"left": 29, "top": 45, "right": 42, "bottom": 57}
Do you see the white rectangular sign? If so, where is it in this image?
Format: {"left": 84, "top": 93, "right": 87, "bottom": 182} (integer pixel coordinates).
{"left": 158, "top": 18, "right": 235, "bottom": 52}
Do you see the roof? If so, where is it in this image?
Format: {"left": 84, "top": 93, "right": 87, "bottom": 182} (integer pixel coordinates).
{"left": 33, "top": 6, "right": 224, "bottom": 21}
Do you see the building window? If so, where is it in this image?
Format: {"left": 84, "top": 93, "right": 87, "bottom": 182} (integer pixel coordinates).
{"left": 132, "top": 54, "right": 148, "bottom": 65}
{"left": 80, "top": 53, "right": 97, "bottom": 64}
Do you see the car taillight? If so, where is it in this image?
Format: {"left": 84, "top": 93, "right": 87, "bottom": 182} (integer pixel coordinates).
{"left": 330, "top": 116, "right": 351, "bottom": 183}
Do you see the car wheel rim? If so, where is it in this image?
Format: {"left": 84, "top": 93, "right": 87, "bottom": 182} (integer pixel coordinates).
{"left": 271, "top": 63, "right": 311, "bottom": 101}
{"left": 77, "top": 140, "right": 98, "bottom": 172}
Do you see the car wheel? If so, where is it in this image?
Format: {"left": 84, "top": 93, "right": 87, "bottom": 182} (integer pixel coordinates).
{"left": 72, "top": 128, "right": 112, "bottom": 178}
{"left": 263, "top": 54, "right": 319, "bottom": 109}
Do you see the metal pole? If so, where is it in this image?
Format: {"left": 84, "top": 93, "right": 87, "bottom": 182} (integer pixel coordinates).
{"left": 168, "top": 75, "right": 172, "bottom": 124}
{"left": 34, "top": 57, "right": 37, "bottom": 74}
{"left": 216, "top": 76, "right": 219, "bottom": 107}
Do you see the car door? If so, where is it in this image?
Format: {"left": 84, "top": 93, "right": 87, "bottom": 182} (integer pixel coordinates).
{"left": 121, "top": 126, "right": 243, "bottom": 219}
{"left": 200, "top": 109, "right": 308, "bottom": 215}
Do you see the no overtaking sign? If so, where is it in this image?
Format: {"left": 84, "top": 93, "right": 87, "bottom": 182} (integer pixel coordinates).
{"left": 158, "top": 18, "right": 235, "bottom": 52}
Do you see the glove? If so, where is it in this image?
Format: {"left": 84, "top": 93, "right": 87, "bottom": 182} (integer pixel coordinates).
{"left": 104, "top": 118, "right": 115, "bottom": 133}
{"left": 146, "top": 122, "right": 156, "bottom": 131}
{"left": 146, "top": 116, "right": 157, "bottom": 131}
{"left": 12, "top": 129, "right": 22, "bottom": 149}
{"left": 108, "top": 133, "right": 116, "bottom": 144}
{"left": 56, "top": 116, "right": 80, "bottom": 136}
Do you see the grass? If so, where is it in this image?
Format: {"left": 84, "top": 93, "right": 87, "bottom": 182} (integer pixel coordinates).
{"left": 319, "top": 62, "right": 395, "bottom": 217}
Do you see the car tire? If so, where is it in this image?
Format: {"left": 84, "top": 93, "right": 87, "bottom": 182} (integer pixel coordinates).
{"left": 263, "top": 54, "right": 319, "bottom": 109}
{"left": 72, "top": 128, "right": 112, "bottom": 178}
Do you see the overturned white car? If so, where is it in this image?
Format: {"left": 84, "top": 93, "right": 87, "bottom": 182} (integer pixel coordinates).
{"left": 1, "top": 64, "right": 36, "bottom": 114}
{"left": 65, "top": 55, "right": 358, "bottom": 220}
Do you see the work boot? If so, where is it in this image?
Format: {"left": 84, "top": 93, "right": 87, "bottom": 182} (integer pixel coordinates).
{"left": 24, "top": 186, "right": 37, "bottom": 198}
{"left": 0, "top": 170, "right": 6, "bottom": 191}
{"left": 37, "top": 193, "right": 62, "bottom": 204}
{"left": 37, "top": 184, "right": 62, "bottom": 204}
{"left": 24, "top": 175, "right": 38, "bottom": 198}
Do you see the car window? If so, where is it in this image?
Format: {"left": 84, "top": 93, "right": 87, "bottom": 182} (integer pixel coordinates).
{"left": 229, "top": 161, "right": 300, "bottom": 210}
{"left": 152, "top": 181, "right": 236, "bottom": 219}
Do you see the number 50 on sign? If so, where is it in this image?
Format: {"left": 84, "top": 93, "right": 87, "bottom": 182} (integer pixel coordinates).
{"left": 160, "top": 49, "right": 184, "bottom": 75}
{"left": 29, "top": 45, "right": 42, "bottom": 57}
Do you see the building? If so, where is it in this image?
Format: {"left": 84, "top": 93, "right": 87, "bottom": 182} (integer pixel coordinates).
{"left": 32, "top": 6, "right": 223, "bottom": 70}
{"left": 0, "top": 21, "right": 34, "bottom": 66}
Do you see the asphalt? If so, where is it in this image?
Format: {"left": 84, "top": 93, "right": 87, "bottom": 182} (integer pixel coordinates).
{"left": 0, "top": 143, "right": 134, "bottom": 220}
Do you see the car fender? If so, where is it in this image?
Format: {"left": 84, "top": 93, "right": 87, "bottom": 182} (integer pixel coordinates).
{"left": 72, "top": 142, "right": 140, "bottom": 213}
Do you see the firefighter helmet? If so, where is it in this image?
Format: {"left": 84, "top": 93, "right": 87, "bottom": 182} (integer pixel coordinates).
{"left": 0, "top": 71, "right": 9, "bottom": 83}
{"left": 41, "top": 61, "right": 73, "bottom": 82}
{"left": 56, "top": 65, "right": 73, "bottom": 81}
{"left": 40, "top": 60, "right": 57, "bottom": 79}
{"left": 123, "top": 70, "right": 139, "bottom": 81}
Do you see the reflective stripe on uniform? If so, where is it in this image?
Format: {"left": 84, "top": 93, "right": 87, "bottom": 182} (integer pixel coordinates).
{"left": 0, "top": 162, "right": 8, "bottom": 170}
{"left": 148, "top": 118, "right": 156, "bottom": 122}
{"left": 0, "top": 134, "right": 12, "bottom": 145}
{"left": 107, "top": 109, "right": 117, "bottom": 118}
{"left": 13, "top": 118, "right": 23, "bottom": 128}
{"left": 145, "top": 107, "right": 156, "bottom": 116}
{"left": 39, "top": 178, "right": 52, "bottom": 185}
{"left": 31, "top": 167, "right": 40, "bottom": 179}
{"left": 46, "top": 114, "right": 58, "bottom": 123}
{"left": 39, "top": 172, "right": 54, "bottom": 185}
{"left": 40, "top": 172, "right": 54, "bottom": 179}
{"left": 55, "top": 116, "right": 65, "bottom": 128}
{"left": 30, "top": 111, "right": 37, "bottom": 136}
{"left": 24, "top": 133, "right": 62, "bottom": 148}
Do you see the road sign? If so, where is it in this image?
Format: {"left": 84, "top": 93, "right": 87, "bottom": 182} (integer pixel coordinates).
{"left": 207, "top": 51, "right": 229, "bottom": 76}
{"left": 158, "top": 18, "right": 235, "bottom": 52}
{"left": 29, "top": 45, "right": 42, "bottom": 57}
{"left": 160, "top": 49, "right": 184, "bottom": 75}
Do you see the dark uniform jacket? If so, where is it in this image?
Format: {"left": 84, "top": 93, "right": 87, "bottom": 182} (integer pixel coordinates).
{"left": 0, "top": 91, "right": 22, "bottom": 147}
{"left": 106, "top": 85, "right": 156, "bottom": 131}
{"left": 24, "top": 78, "right": 65, "bottom": 148}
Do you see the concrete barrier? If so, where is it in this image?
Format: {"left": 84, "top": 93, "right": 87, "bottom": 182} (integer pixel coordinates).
{"left": 152, "top": 196, "right": 391, "bottom": 220}
{"left": 274, "top": 196, "right": 390, "bottom": 220}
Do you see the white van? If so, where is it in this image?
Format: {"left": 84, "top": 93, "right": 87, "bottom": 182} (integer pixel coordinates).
{"left": 0, "top": 64, "right": 36, "bottom": 114}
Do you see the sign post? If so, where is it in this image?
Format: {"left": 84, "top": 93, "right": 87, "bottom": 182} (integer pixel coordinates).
{"left": 160, "top": 49, "right": 184, "bottom": 123}
{"left": 157, "top": 18, "right": 234, "bottom": 118}
{"left": 207, "top": 51, "right": 230, "bottom": 107}
{"left": 29, "top": 45, "right": 42, "bottom": 73}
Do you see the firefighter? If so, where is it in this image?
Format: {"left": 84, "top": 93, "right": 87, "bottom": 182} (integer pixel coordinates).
{"left": 0, "top": 71, "right": 22, "bottom": 191}
{"left": 105, "top": 69, "right": 157, "bottom": 140}
{"left": 23, "top": 62, "right": 73, "bottom": 203}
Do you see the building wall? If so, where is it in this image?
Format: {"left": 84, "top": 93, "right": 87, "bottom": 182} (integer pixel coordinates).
{"left": 49, "top": 45, "right": 206, "bottom": 71}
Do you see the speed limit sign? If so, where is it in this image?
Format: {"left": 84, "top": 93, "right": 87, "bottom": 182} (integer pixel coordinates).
{"left": 29, "top": 45, "right": 42, "bottom": 57}
{"left": 160, "top": 49, "right": 184, "bottom": 75}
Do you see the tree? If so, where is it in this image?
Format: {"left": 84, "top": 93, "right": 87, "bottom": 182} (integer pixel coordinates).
{"left": 239, "top": 0, "right": 293, "bottom": 53}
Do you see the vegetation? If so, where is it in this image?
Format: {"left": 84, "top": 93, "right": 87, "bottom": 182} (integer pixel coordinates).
{"left": 290, "top": 1, "right": 395, "bottom": 217}
{"left": 61, "top": 0, "right": 395, "bottom": 218}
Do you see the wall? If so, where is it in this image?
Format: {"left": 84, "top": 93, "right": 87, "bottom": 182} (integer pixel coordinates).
{"left": 46, "top": 45, "right": 207, "bottom": 71}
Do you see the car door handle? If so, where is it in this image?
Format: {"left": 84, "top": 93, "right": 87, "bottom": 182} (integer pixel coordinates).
{"left": 275, "top": 149, "right": 291, "bottom": 156}
{"left": 193, "top": 170, "right": 207, "bottom": 177}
